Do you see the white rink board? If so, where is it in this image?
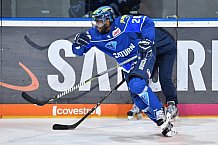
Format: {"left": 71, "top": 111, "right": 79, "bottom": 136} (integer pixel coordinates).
{"left": 3, "top": 18, "right": 218, "bottom": 27}
{"left": 1, "top": 118, "right": 218, "bottom": 145}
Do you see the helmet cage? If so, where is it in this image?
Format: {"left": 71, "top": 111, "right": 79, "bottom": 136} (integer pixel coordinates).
{"left": 93, "top": 11, "right": 113, "bottom": 22}
{"left": 92, "top": 6, "right": 115, "bottom": 24}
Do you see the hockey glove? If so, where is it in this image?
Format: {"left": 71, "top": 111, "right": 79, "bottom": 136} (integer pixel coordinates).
{"left": 74, "top": 32, "right": 91, "bottom": 47}
{"left": 138, "top": 39, "right": 153, "bottom": 57}
{"left": 138, "top": 39, "right": 153, "bottom": 51}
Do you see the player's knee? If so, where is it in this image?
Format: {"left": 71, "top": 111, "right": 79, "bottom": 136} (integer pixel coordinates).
{"left": 128, "top": 77, "right": 147, "bottom": 94}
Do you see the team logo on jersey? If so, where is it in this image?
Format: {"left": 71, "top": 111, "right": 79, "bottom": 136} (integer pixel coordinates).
{"left": 113, "top": 43, "right": 135, "bottom": 58}
{"left": 112, "top": 28, "right": 121, "bottom": 37}
{"left": 120, "top": 15, "right": 128, "bottom": 24}
{"left": 105, "top": 41, "right": 117, "bottom": 51}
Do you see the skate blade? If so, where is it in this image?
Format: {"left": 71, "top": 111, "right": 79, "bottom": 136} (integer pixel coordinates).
{"left": 165, "top": 128, "right": 177, "bottom": 137}
{"left": 128, "top": 116, "right": 134, "bottom": 120}
{"left": 128, "top": 114, "right": 143, "bottom": 120}
{"left": 136, "top": 113, "right": 143, "bottom": 120}
{"left": 166, "top": 112, "right": 179, "bottom": 122}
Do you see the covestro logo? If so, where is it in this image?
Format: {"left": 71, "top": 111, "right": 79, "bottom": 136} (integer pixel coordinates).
{"left": 52, "top": 106, "right": 101, "bottom": 116}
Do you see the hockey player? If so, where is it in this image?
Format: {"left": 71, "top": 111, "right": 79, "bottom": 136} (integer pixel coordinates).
{"left": 101, "top": 0, "right": 179, "bottom": 121}
{"left": 68, "top": 0, "right": 178, "bottom": 122}
{"left": 72, "top": 6, "right": 176, "bottom": 137}
{"left": 127, "top": 28, "right": 178, "bottom": 121}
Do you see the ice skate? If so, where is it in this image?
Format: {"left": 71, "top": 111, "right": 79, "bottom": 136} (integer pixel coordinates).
{"left": 166, "top": 101, "right": 179, "bottom": 122}
{"left": 161, "top": 121, "right": 177, "bottom": 137}
{"left": 127, "top": 104, "right": 143, "bottom": 120}
{"left": 156, "top": 108, "right": 177, "bottom": 137}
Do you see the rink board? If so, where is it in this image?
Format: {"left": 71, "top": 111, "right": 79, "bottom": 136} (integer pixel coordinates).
{"left": 1, "top": 18, "right": 218, "bottom": 117}
{"left": 1, "top": 104, "right": 218, "bottom": 118}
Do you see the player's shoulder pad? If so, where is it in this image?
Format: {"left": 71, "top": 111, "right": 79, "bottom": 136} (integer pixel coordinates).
{"left": 115, "top": 15, "right": 131, "bottom": 25}
{"left": 114, "top": 15, "right": 131, "bottom": 29}
{"left": 119, "top": 15, "right": 131, "bottom": 24}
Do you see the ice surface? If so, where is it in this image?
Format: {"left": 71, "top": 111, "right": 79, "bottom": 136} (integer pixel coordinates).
{"left": 0, "top": 118, "right": 218, "bottom": 145}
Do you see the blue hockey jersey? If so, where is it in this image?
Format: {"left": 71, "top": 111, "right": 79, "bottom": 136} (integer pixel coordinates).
{"left": 72, "top": 15, "right": 155, "bottom": 71}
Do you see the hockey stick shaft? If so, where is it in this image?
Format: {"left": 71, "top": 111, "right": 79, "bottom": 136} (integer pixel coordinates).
{"left": 25, "top": 31, "right": 89, "bottom": 51}
{"left": 55, "top": 55, "right": 136, "bottom": 99}
{"left": 52, "top": 78, "right": 125, "bottom": 130}
{"left": 24, "top": 34, "right": 75, "bottom": 50}
{"left": 22, "top": 55, "right": 137, "bottom": 106}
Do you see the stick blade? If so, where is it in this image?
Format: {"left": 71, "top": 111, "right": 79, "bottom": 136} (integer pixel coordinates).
{"left": 21, "top": 92, "right": 49, "bottom": 106}
{"left": 24, "top": 35, "right": 49, "bottom": 50}
{"left": 52, "top": 124, "right": 76, "bottom": 130}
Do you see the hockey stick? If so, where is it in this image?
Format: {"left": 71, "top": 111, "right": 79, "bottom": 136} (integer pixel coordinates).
{"left": 21, "top": 55, "right": 137, "bottom": 106}
{"left": 24, "top": 35, "right": 50, "bottom": 50}
{"left": 52, "top": 78, "right": 125, "bottom": 130}
{"left": 24, "top": 34, "right": 75, "bottom": 50}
